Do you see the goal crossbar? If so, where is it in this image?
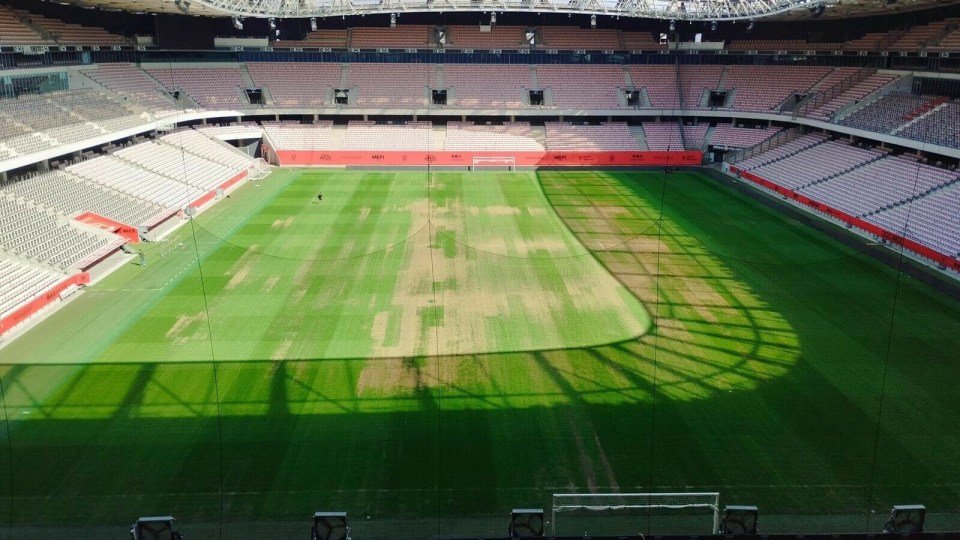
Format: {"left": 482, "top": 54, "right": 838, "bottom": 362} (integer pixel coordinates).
{"left": 552, "top": 492, "right": 720, "bottom": 535}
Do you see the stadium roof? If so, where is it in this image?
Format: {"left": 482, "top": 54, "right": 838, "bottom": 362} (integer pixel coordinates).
{"left": 56, "top": 0, "right": 960, "bottom": 20}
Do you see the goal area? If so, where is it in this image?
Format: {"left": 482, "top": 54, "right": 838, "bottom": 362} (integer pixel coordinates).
{"left": 551, "top": 492, "right": 720, "bottom": 536}
{"left": 470, "top": 156, "right": 516, "bottom": 171}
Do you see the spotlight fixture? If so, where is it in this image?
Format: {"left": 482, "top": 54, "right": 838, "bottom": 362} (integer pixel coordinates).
{"left": 710, "top": 20, "right": 717, "bottom": 31}
{"left": 669, "top": 19, "right": 676, "bottom": 32}
{"left": 268, "top": 17, "right": 276, "bottom": 30}
{"left": 490, "top": 12, "right": 496, "bottom": 25}
{"left": 390, "top": 13, "right": 397, "bottom": 27}
{"left": 310, "top": 16, "right": 317, "bottom": 31}
{"left": 232, "top": 16, "right": 243, "bottom": 30}
{"left": 590, "top": 14, "right": 596, "bottom": 28}
{"left": 746, "top": 20, "right": 754, "bottom": 31}
{"left": 810, "top": 3, "right": 826, "bottom": 16}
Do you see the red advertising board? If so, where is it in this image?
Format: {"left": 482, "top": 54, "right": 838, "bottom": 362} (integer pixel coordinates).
{"left": 273, "top": 150, "right": 703, "bottom": 168}
{"left": 730, "top": 166, "right": 960, "bottom": 272}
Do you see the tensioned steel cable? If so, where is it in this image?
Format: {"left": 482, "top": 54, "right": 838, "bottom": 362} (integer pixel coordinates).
{"left": 0, "top": 375, "right": 14, "bottom": 537}
{"left": 644, "top": 145, "right": 672, "bottom": 535}
{"left": 425, "top": 133, "right": 444, "bottom": 538}
{"left": 862, "top": 144, "right": 926, "bottom": 533}
{"left": 164, "top": 68, "right": 228, "bottom": 539}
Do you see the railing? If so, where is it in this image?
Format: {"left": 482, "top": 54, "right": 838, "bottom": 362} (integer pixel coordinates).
{"left": 831, "top": 75, "right": 905, "bottom": 123}
{"left": 726, "top": 126, "right": 803, "bottom": 165}
{"left": 878, "top": 29, "right": 906, "bottom": 50}
{"left": 792, "top": 68, "right": 875, "bottom": 119}
{"left": 926, "top": 24, "right": 956, "bottom": 48}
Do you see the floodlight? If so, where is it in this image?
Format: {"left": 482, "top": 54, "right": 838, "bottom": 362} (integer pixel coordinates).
{"left": 590, "top": 14, "right": 596, "bottom": 28}
{"left": 746, "top": 20, "right": 754, "bottom": 31}
{"left": 669, "top": 19, "right": 676, "bottom": 31}
{"left": 232, "top": 17, "right": 243, "bottom": 30}
{"left": 710, "top": 20, "right": 717, "bottom": 31}
{"left": 390, "top": 13, "right": 397, "bottom": 27}
{"left": 491, "top": 12, "right": 496, "bottom": 25}
{"left": 310, "top": 17, "right": 317, "bottom": 31}
{"left": 268, "top": 17, "right": 276, "bottom": 29}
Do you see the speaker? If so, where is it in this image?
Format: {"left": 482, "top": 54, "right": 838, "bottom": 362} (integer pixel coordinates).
{"left": 719, "top": 505, "right": 759, "bottom": 535}
{"left": 312, "top": 511, "right": 349, "bottom": 540}
{"left": 509, "top": 508, "right": 544, "bottom": 537}
{"left": 884, "top": 504, "right": 926, "bottom": 533}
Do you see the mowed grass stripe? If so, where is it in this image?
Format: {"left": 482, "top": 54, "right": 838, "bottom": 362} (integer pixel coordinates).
{"left": 0, "top": 169, "right": 958, "bottom": 532}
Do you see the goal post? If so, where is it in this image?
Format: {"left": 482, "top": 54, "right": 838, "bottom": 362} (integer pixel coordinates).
{"left": 470, "top": 156, "right": 516, "bottom": 171}
{"left": 551, "top": 492, "right": 720, "bottom": 536}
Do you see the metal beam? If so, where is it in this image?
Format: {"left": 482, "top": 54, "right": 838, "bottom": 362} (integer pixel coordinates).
{"left": 185, "top": 0, "right": 813, "bottom": 19}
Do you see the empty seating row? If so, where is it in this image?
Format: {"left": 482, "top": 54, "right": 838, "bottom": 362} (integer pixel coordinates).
{"left": 444, "top": 122, "right": 544, "bottom": 152}
{"left": 0, "top": 170, "right": 163, "bottom": 227}
{"left": 0, "top": 257, "right": 65, "bottom": 320}
{"left": 710, "top": 124, "right": 781, "bottom": 148}
{"left": 0, "top": 194, "right": 112, "bottom": 269}
{"left": 69, "top": 155, "right": 204, "bottom": 208}
{"left": 798, "top": 155, "right": 958, "bottom": 217}
{"left": 751, "top": 140, "right": 883, "bottom": 190}
{"left": 545, "top": 122, "right": 640, "bottom": 151}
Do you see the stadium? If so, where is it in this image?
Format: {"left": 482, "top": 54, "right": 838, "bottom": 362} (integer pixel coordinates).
{"left": 0, "top": 0, "right": 959, "bottom": 536}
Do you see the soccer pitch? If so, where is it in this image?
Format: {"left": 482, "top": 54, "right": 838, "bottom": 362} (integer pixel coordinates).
{"left": 1, "top": 169, "right": 959, "bottom": 537}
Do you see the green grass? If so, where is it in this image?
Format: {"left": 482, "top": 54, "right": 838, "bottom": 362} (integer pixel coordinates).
{"left": 1, "top": 169, "right": 959, "bottom": 537}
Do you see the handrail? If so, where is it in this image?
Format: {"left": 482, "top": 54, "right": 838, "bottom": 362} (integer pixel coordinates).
{"left": 726, "top": 126, "right": 802, "bottom": 165}
{"left": 792, "top": 67, "right": 875, "bottom": 119}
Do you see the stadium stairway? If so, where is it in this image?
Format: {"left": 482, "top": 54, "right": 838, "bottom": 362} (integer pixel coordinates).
{"left": 71, "top": 69, "right": 113, "bottom": 95}
{"left": 716, "top": 66, "right": 731, "bottom": 92}
{"left": 703, "top": 124, "right": 716, "bottom": 147}
{"left": 832, "top": 76, "right": 906, "bottom": 123}
{"left": 240, "top": 64, "right": 257, "bottom": 90}
{"left": 339, "top": 63, "right": 350, "bottom": 89}
{"left": 629, "top": 125, "right": 649, "bottom": 150}
{"left": 432, "top": 124, "right": 445, "bottom": 151}
{"left": 330, "top": 124, "right": 347, "bottom": 149}
{"left": 892, "top": 102, "right": 949, "bottom": 135}
{"left": 530, "top": 125, "right": 547, "bottom": 148}
{"left": 19, "top": 14, "right": 52, "bottom": 41}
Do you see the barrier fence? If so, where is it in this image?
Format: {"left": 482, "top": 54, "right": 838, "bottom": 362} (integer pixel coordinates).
{"left": 0, "top": 272, "right": 91, "bottom": 337}
{"left": 271, "top": 150, "right": 704, "bottom": 167}
{"left": 730, "top": 165, "right": 960, "bottom": 272}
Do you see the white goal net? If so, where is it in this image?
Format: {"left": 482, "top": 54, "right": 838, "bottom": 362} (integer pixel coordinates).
{"left": 552, "top": 492, "right": 720, "bottom": 536}
{"left": 470, "top": 156, "right": 516, "bottom": 171}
